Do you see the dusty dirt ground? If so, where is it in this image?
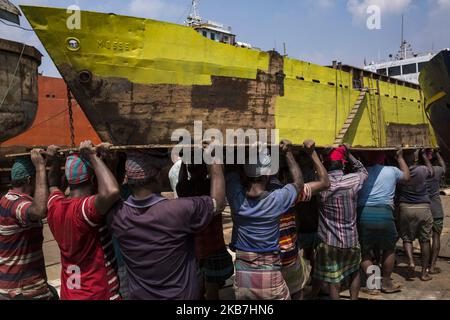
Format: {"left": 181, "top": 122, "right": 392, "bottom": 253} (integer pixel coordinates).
{"left": 43, "top": 197, "right": 450, "bottom": 300}
{"left": 350, "top": 196, "right": 450, "bottom": 300}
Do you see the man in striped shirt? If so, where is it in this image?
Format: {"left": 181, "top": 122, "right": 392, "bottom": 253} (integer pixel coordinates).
{"left": 312, "top": 145, "right": 368, "bottom": 300}
{"left": 271, "top": 140, "right": 330, "bottom": 300}
{"left": 0, "top": 151, "right": 55, "bottom": 300}
{"left": 46, "top": 141, "right": 121, "bottom": 300}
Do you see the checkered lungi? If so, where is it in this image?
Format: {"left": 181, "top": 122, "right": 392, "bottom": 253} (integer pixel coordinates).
{"left": 234, "top": 251, "right": 290, "bottom": 300}
{"left": 281, "top": 252, "right": 309, "bottom": 295}
{"left": 313, "top": 242, "right": 361, "bottom": 284}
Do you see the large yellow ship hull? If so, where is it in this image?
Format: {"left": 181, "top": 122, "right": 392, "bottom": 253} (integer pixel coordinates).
{"left": 21, "top": 6, "right": 435, "bottom": 147}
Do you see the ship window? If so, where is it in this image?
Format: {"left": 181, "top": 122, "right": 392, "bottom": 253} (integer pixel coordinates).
{"left": 223, "top": 36, "right": 229, "bottom": 43}
{"left": 202, "top": 31, "right": 207, "bottom": 37}
{"left": 388, "top": 66, "right": 401, "bottom": 76}
{"left": 402, "top": 63, "right": 417, "bottom": 75}
{"left": 210, "top": 33, "right": 216, "bottom": 40}
{"left": 418, "top": 62, "right": 428, "bottom": 72}
{"left": 376, "top": 68, "right": 387, "bottom": 76}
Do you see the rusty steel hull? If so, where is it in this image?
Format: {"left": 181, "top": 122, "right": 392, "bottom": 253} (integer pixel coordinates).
{"left": 55, "top": 52, "right": 284, "bottom": 146}
{"left": 0, "top": 38, "right": 42, "bottom": 143}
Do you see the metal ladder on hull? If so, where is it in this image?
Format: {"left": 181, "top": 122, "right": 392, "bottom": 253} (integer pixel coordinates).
{"left": 366, "top": 77, "right": 383, "bottom": 147}
{"left": 333, "top": 88, "right": 368, "bottom": 147}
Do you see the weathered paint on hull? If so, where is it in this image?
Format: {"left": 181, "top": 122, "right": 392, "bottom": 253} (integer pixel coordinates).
{"left": 0, "top": 38, "right": 41, "bottom": 143}
{"left": 419, "top": 51, "right": 450, "bottom": 159}
{"left": 21, "top": 6, "right": 436, "bottom": 147}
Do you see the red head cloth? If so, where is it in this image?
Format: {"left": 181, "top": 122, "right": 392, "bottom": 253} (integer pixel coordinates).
{"left": 374, "top": 152, "right": 386, "bottom": 165}
{"left": 328, "top": 146, "right": 348, "bottom": 164}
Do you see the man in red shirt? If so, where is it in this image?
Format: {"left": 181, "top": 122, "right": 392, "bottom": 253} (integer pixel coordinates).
{"left": 0, "top": 150, "right": 56, "bottom": 300}
{"left": 46, "top": 141, "right": 121, "bottom": 300}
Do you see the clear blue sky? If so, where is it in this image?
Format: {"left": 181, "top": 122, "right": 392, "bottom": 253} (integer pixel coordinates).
{"left": 2, "top": 0, "right": 449, "bottom": 77}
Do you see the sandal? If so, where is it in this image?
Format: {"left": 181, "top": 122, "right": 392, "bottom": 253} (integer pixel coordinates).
{"left": 381, "top": 283, "right": 402, "bottom": 294}
{"left": 361, "top": 287, "right": 381, "bottom": 296}
{"left": 429, "top": 267, "right": 442, "bottom": 275}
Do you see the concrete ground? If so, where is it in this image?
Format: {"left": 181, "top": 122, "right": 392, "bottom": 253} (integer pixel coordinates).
{"left": 43, "top": 197, "right": 450, "bottom": 300}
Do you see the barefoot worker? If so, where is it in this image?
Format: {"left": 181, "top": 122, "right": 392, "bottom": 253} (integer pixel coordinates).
{"left": 397, "top": 150, "right": 435, "bottom": 282}
{"left": 312, "top": 146, "right": 368, "bottom": 300}
{"left": 270, "top": 140, "right": 330, "bottom": 300}
{"left": 0, "top": 152, "right": 57, "bottom": 300}
{"left": 357, "top": 149, "right": 410, "bottom": 294}
{"left": 425, "top": 149, "right": 446, "bottom": 275}
{"left": 176, "top": 156, "right": 233, "bottom": 300}
{"left": 226, "top": 140, "right": 304, "bottom": 300}
{"left": 46, "top": 142, "right": 121, "bottom": 300}
{"left": 111, "top": 141, "right": 226, "bottom": 300}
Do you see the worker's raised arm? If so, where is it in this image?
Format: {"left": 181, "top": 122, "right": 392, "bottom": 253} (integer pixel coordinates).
{"left": 396, "top": 148, "right": 411, "bottom": 183}
{"left": 80, "top": 141, "right": 120, "bottom": 215}
{"left": 176, "top": 161, "right": 190, "bottom": 197}
{"left": 345, "top": 146, "right": 368, "bottom": 176}
{"left": 46, "top": 145, "right": 62, "bottom": 193}
{"left": 343, "top": 145, "right": 368, "bottom": 192}
{"left": 435, "top": 149, "right": 447, "bottom": 175}
{"left": 281, "top": 139, "right": 304, "bottom": 194}
{"left": 204, "top": 140, "right": 226, "bottom": 214}
{"left": 421, "top": 149, "right": 435, "bottom": 178}
{"left": 303, "top": 139, "right": 330, "bottom": 195}
{"left": 27, "top": 149, "right": 49, "bottom": 221}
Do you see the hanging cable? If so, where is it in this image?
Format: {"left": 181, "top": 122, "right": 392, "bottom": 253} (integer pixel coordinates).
{"left": 28, "top": 108, "right": 69, "bottom": 130}
{"left": 0, "top": 19, "right": 33, "bottom": 31}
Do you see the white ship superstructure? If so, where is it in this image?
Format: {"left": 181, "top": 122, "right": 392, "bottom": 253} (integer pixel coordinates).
{"left": 363, "top": 15, "right": 448, "bottom": 85}
{"left": 364, "top": 52, "right": 436, "bottom": 85}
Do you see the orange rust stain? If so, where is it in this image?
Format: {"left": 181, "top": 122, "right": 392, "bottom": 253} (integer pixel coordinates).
{"left": 2, "top": 76, "right": 101, "bottom": 147}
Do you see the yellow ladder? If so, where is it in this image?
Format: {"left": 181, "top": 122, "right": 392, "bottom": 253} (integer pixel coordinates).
{"left": 367, "top": 77, "right": 379, "bottom": 147}
{"left": 367, "top": 76, "right": 384, "bottom": 147}
{"left": 333, "top": 88, "right": 368, "bottom": 147}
